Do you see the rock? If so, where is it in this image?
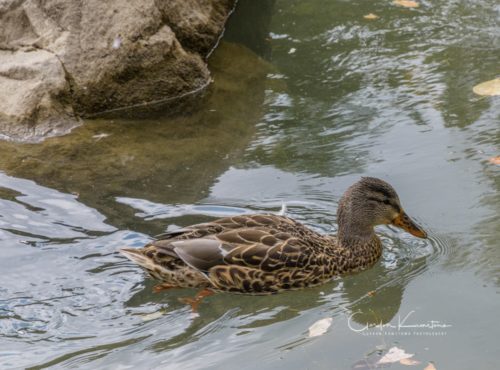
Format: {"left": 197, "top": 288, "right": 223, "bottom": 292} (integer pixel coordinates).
{"left": 0, "top": 48, "right": 78, "bottom": 141}
{"left": 0, "top": 0, "right": 235, "bottom": 141}
{"left": 156, "top": 0, "right": 235, "bottom": 54}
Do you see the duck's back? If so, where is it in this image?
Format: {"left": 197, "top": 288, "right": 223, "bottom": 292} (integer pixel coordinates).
{"left": 122, "top": 214, "right": 338, "bottom": 294}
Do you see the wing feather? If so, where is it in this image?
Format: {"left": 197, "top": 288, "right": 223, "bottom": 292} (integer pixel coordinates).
{"left": 148, "top": 214, "right": 318, "bottom": 275}
{"left": 171, "top": 239, "right": 227, "bottom": 272}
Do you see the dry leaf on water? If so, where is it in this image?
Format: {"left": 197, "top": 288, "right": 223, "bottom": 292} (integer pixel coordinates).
{"left": 473, "top": 78, "right": 500, "bottom": 96}
{"left": 393, "top": 0, "right": 420, "bottom": 8}
{"left": 400, "top": 357, "right": 421, "bottom": 365}
{"left": 489, "top": 156, "right": 500, "bottom": 165}
{"left": 378, "top": 347, "right": 414, "bottom": 364}
{"left": 141, "top": 311, "right": 163, "bottom": 321}
{"left": 424, "top": 362, "right": 437, "bottom": 370}
{"left": 364, "top": 13, "right": 379, "bottom": 20}
{"left": 352, "top": 346, "right": 420, "bottom": 369}
{"left": 367, "top": 290, "right": 376, "bottom": 296}
{"left": 308, "top": 317, "right": 332, "bottom": 337}
{"left": 92, "top": 133, "right": 110, "bottom": 141}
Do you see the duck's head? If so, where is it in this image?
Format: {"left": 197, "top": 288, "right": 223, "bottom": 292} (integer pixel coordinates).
{"left": 337, "top": 177, "right": 427, "bottom": 241}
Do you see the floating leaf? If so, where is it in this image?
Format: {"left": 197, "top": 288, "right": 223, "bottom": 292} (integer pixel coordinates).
{"left": 473, "top": 78, "right": 500, "bottom": 96}
{"left": 367, "top": 290, "right": 376, "bottom": 296}
{"left": 400, "top": 358, "right": 421, "bottom": 365}
{"left": 288, "top": 48, "right": 297, "bottom": 54}
{"left": 92, "top": 133, "right": 110, "bottom": 141}
{"left": 308, "top": 317, "right": 332, "bottom": 337}
{"left": 364, "top": 13, "right": 379, "bottom": 20}
{"left": 393, "top": 0, "right": 420, "bottom": 8}
{"left": 378, "top": 347, "right": 414, "bottom": 364}
{"left": 141, "top": 311, "right": 163, "bottom": 321}
{"left": 424, "top": 363, "right": 437, "bottom": 370}
{"left": 489, "top": 156, "right": 500, "bottom": 165}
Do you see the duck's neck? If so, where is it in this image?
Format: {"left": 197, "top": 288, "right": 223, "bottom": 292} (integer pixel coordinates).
{"left": 335, "top": 220, "right": 382, "bottom": 272}
{"left": 337, "top": 220, "right": 377, "bottom": 249}
{"left": 336, "top": 202, "right": 379, "bottom": 252}
{"left": 332, "top": 190, "right": 383, "bottom": 271}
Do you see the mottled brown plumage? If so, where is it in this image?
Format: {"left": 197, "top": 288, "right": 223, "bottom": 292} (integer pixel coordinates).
{"left": 121, "top": 177, "right": 426, "bottom": 294}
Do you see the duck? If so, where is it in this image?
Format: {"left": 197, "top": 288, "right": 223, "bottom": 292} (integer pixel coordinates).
{"left": 121, "top": 177, "right": 426, "bottom": 300}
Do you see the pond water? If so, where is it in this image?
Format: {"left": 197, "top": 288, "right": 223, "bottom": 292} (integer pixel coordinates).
{"left": 1, "top": 0, "right": 499, "bottom": 369}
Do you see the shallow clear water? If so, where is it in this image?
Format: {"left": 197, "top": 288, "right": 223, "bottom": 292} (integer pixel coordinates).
{"left": 1, "top": 1, "right": 499, "bottom": 369}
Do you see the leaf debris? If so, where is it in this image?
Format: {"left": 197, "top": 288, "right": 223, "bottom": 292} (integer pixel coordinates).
{"left": 378, "top": 346, "right": 414, "bottom": 364}
{"left": 489, "top": 156, "right": 500, "bottom": 165}
{"left": 393, "top": 0, "right": 420, "bottom": 8}
{"left": 308, "top": 317, "right": 332, "bottom": 337}
{"left": 473, "top": 78, "right": 500, "bottom": 96}
{"left": 400, "top": 357, "right": 421, "bottom": 365}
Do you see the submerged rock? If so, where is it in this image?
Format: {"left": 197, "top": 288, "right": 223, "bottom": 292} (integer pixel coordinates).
{"left": 0, "top": 0, "right": 235, "bottom": 141}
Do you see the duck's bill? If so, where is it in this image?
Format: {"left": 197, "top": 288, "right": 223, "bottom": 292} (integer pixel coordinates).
{"left": 391, "top": 212, "right": 427, "bottom": 238}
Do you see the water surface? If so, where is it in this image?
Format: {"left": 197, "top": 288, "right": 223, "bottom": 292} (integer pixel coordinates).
{"left": 1, "top": 1, "right": 499, "bottom": 369}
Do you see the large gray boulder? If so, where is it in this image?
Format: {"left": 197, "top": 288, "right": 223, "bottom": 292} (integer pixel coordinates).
{"left": 0, "top": 0, "right": 235, "bottom": 141}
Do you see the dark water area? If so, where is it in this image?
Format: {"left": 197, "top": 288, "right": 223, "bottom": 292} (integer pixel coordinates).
{"left": 0, "top": 1, "right": 499, "bottom": 369}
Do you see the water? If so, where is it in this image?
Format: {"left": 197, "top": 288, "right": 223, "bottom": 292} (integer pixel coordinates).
{"left": 1, "top": 0, "right": 499, "bottom": 369}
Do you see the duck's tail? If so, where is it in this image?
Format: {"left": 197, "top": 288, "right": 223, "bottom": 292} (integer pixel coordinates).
{"left": 120, "top": 247, "right": 210, "bottom": 288}
{"left": 120, "top": 248, "right": 157, "bottom": 271}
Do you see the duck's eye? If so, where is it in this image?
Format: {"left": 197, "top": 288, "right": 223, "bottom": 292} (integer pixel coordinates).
{"left": 382, "top": 199, "right": 391, "bottom": 205}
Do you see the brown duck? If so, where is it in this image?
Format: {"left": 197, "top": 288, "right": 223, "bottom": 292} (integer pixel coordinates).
{"left": 121, "top": 177, "right": 426, "bottom": 297}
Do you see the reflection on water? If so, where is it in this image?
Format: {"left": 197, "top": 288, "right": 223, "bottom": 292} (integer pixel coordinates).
{"left": 0, "top": 174, "right": 113, "bottom": 240}
{"left": 0, "top": 41, "right": 273, "bottom": 237}
{"left": 1, "top": 0, "right": 499, "bottom": 369}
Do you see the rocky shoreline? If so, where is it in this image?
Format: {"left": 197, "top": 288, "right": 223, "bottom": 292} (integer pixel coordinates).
{"left": 0, "top": 0, "right": 235, "bottom": 141}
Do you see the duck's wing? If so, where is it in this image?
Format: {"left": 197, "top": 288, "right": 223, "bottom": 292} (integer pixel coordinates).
{"left": 152, "top": 225, "right": 309, "bottom": 274}
{"left": 173, "top": 227, "right": 322, "bottom": 293}
{"left": 145, "top": 214, "right": 327, "bottom": 293}
{"left": 154, "top": 214, "right": 312, "bottom": 241}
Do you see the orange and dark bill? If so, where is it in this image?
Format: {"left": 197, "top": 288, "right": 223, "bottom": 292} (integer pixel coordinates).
{"left": 391, "top": 211, "right": 427, "bottom": 238}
